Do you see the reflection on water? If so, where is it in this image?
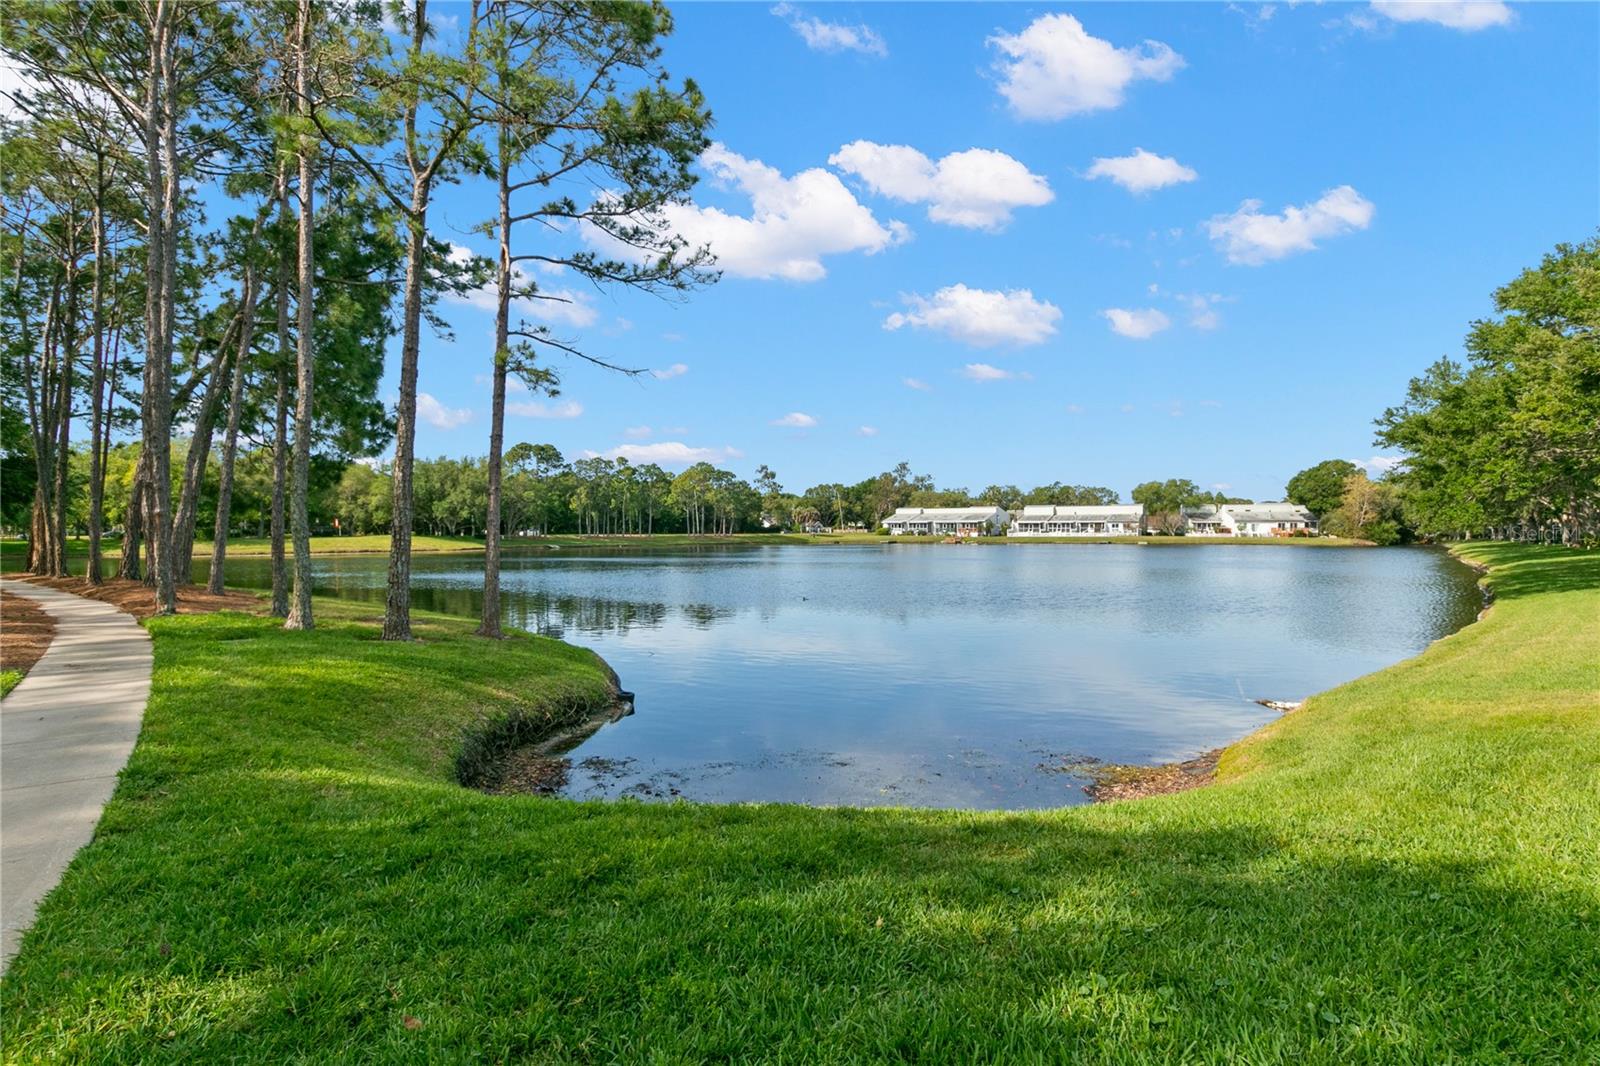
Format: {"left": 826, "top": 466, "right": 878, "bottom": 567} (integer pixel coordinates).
{"left": 203, "top": 544, "right": 1483, "bottom": 810}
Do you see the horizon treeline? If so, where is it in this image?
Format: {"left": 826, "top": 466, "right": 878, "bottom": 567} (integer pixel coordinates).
{"left": 9, "top": 443, "right": 1242, "bottom": 538}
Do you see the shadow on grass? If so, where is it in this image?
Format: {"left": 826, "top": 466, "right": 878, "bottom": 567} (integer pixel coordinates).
{"left": 1459, "top": 542, "right": 1600, "bottom": 600}
{"left": 5, "top": 766, "right": 1597, "bottom": 1062}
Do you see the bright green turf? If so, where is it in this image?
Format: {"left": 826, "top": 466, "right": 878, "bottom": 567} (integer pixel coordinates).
{"left": 0, "top": 668, "right": 22, "bottom": 698}
{"left": 0, "top": 543, "right": 1595, "bottom": 1062}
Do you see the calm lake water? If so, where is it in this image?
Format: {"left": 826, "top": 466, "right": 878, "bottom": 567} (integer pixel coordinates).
{"left": 205, "top": 544, "right": 1482, "bottom": 810}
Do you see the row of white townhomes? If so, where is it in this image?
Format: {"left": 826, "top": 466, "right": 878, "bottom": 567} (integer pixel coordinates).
{"left": 1009, "top": 504, "right": 1145, "bottom": 536}
{"left": 1181, "top": 503, "right": 1318, "bottom": 537}
{"left": 881, "top": 502, "right": 1318, "bottom": 538}
{"left": 881, "top": 506, "right": 1011, "bottom": 537}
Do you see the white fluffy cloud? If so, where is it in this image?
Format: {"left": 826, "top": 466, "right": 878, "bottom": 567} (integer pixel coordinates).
{"left": 1354, "top": 454, "right": 1405, "bottom": 474}
{"left": 1085, "top": 148, "right": 1197, "bottom": 194}
{"left": 594, "top": 441, "right": 744, "bottom": 467}
{"left": 1205, "top": 185, "right": 1375, "bottom": 265}
{"left": 771, "top": 3, "right": 887, "bottom": 56}
{"left": 884, "top": 284, "right": 1062, "bottom": 348}
{"left": 771, "top": 411, "right": 818, "bottom": 428}
{"left": 1370, "top": 1, "right": 1513, "bottom": 31}
{"left": 416, "top": 393, "right": 471, "bottom": 430}
{"left": 828, "top": 142, "right": 1053, "bottom": 230}
{"left": 507, "top": 400, "right": 583, "bottom": 419}
{"left": 857, "top": 425, "right": 879, "bottom": 437}
{"left": 961, "top": 363, "right": 1017, "bottom": 382}
{"left": 902, "top": 377, "right": 932, "bottom": 391}
{"left": 651, "top": 363, "right": 689, "bottom": 380}
{"left": 1101, "top": 307, "right": 1173, "bottom": 339}
{"left": 989, "top": 14, "right": 1185, "bottom": 121}
{"left": 594, "top": 144, "right": 907, "bottom": 283}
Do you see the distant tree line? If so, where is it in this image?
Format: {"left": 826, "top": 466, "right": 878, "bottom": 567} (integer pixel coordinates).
{"left": 6, "top": 440, "right": 1266, "bottom": 540}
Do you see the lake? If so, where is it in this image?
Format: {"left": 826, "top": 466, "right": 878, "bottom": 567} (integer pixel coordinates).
{"left": 205, "top": 544, "right": 1483, "bottom": 809}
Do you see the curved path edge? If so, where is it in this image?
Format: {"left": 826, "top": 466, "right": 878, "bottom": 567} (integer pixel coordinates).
{"left": 0, "top": 579, "right": 152, "bottom": 974}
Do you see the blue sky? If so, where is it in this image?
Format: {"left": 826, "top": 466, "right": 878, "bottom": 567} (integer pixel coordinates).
{"left": 411, "top": 1, "right": 1598, "bottom": 500}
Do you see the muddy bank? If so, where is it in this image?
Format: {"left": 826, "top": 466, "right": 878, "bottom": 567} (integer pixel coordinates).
{"left": 455, "top": 652, "right": 633, "bottom": 795}
{"left": 1047, "top": 750, "right": 1223, "bottom": 803}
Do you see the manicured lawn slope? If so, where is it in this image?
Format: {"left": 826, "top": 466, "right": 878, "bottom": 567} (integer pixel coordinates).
{"left": 2, "top": 544, "right": 1596, "bottom": 1062}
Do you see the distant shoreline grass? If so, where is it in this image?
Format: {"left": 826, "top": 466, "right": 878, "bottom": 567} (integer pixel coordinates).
{"left": 1, "top": 541, "right": 1595, "bottom": 1061}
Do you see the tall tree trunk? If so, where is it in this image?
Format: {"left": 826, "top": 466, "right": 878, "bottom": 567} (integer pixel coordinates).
{"left": 86, "top": 160, "right": 108, "bottom": 585}
{"left": 170, "top": 348, "right": 230, "bottom": 582}
{"left": 171, "top": 269, "right": 254, "bottom": 579}
{"left": 209, "top": 275, "right": 256, "bottom": 595}
{"left": 382, "top": 0, "right": 444, "bottom": 643}
{"left": 9, "top": 223, "right": 46, "bottom": 573}
{"left": 383, "top": 192, "right": 427, "bottom": 641}
{"left": 25, "top": 276, "right": 60, "bottom": 575}
{"left": 286, "top": 0, "right": 316, "bottom": 630}
{"left": 119, "top": 453, "right": 148, "bottom": 582}
{"left": 141, "top": 7, "right": 179, "bottom": 614}
{"left": 478, "top": 122, "right": 511, "bottom": 639}
{"left": 52, "top": 233, "right": 79, "bottom": 577}
{"left": 269, "top": 172, "right": 292, "bottom": 617}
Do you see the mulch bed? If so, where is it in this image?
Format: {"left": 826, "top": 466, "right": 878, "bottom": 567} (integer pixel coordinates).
{"left": 1, "top": 588, "right": 58, "bottom": 679}
{"left": 3, "top": 575, "right": 263, "bottom": 622}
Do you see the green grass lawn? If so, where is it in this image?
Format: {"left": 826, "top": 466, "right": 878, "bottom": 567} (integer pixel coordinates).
{"left": 0, "top": 535, "right": 484, "bottom": 568}
{"left": 0, "top": 668, "right": 22, "bottom": 698}
{"left": 204, "top": 533, "right": 486, "bottom": 556}
{"left": 1, "top": 543, "right": 1596, "bottom": 1061}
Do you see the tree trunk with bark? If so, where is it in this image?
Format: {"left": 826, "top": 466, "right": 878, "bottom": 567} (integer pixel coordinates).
{"left": 286, "top": 0, "right": 316, "bottom": 630}
{"left": 171, "top": 345, "right": 236, "bottom": 582}
{"left": 209, "top": 273, "right": 257, "bottom": 594}
{"left": 86, "top": 158, "right": 109, "bottom": 585}
{"left": 268, "top": 173, "right": 292, "bottom": 617}
{"left": 383, "top": 190, "right": 427, "bottom": 641}
{"left": 51, "top": 230, "right": 79, "bottom": 578}
{"left": 140, "top": 8, "right": 180, "bottom": 615}
{"left": 478, "top": 122, "right": 512, "bottom": 640}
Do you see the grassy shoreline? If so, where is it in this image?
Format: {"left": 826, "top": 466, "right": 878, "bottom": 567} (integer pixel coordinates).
{"left": 1, "top": 542, "right": 1595, "bottom": 1060}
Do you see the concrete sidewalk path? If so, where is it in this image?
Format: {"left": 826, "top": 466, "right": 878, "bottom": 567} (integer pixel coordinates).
{"left": 1, "top": 579, "right": 151, "bottom": 973}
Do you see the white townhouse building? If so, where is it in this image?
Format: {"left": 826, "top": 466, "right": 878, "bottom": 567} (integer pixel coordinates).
{"left": 882, "top": 506, "right": 1010, "bottom": 537}
{"left": 1008, "top": 504, "right": 1146, "bottom": 537}
{"left": 1184, "top": 502, "right": 1318, "bottom": 537}
{"left": 1182, "top": 505, "right": 1229, "bottom": 536}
